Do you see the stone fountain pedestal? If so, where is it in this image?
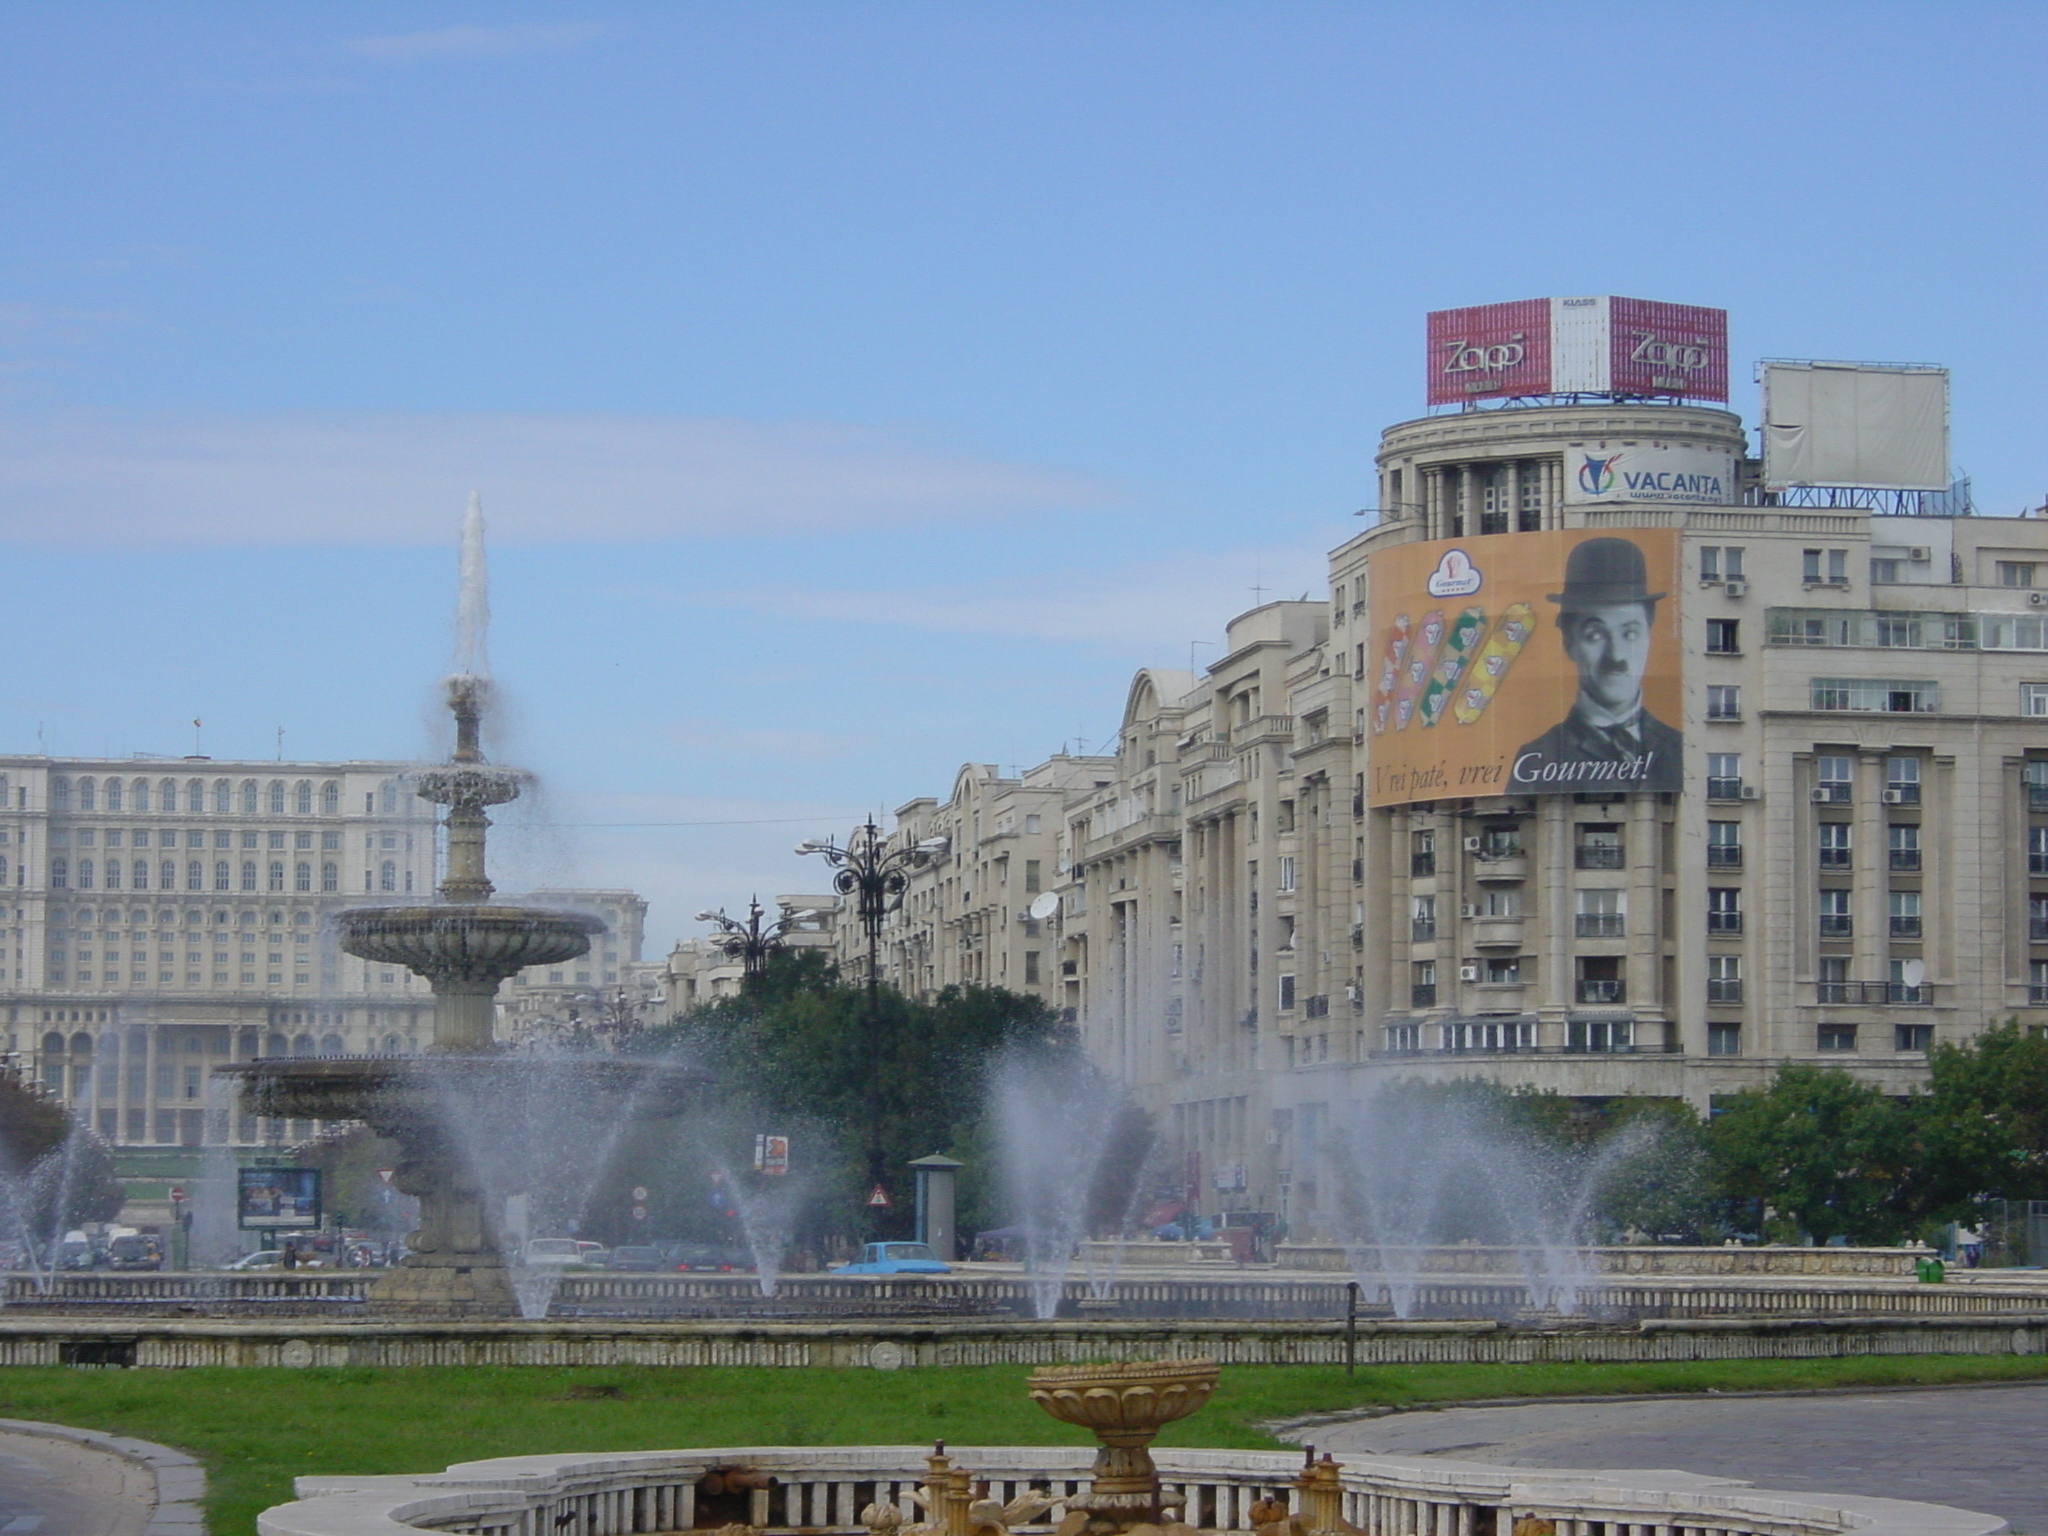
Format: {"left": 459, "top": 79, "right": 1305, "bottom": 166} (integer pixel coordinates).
{"left": 1027, "top": 1359, "right": 1219, "bottom": 1536}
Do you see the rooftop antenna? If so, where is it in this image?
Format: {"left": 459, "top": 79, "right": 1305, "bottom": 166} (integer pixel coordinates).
{"left": 192, "top": 718, "right": 203, "bottom": 756}
{"left": 276, "top": 727, "right": 285, "bottom": 762}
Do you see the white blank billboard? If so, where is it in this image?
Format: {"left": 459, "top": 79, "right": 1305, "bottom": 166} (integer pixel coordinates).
{"left": 1762, "top": 362, "right": 1949, "bottom": 491}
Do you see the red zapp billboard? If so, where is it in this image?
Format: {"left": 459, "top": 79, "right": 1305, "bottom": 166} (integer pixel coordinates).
{"left": 1426, "top": 299, "right": 1550, "bottom": 405}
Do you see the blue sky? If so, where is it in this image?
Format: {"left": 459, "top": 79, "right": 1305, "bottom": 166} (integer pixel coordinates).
{"left": 5, "top": 2, "right": 2046, "bottom": 946}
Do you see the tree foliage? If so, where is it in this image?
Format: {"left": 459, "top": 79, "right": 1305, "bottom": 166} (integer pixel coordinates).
{"left": 1705, "top": 1064, "right": 1919, "bottom": 1244}
{"left": 0, "top": 1072, "right": 125, "bottom": 1239}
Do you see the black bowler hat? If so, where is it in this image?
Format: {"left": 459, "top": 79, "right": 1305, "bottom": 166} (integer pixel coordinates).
{"left": 1548, "top": 537, "right": 1665, "bottom": 613}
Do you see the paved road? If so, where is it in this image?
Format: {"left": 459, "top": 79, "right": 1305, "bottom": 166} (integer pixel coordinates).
{"left": 1312, "top": 1384, "right": 2048, "bottom": 1533}
{"left": 0, "top": 1430, "right": 156, "bottom": 1536}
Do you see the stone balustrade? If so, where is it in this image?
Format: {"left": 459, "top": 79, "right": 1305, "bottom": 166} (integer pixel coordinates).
{"left": 256, "top": 1445, "right": 2004, "bottom": 1536}
{"left": 1272, "top": 1247, "right": 1926, "bottom": 1279}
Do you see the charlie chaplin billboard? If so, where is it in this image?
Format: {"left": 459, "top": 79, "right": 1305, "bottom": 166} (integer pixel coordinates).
{"left": 1365, "top": 529, "right": 1681, "bottom": 806}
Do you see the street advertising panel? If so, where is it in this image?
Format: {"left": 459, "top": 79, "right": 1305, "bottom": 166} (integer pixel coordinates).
{"left": 1563, "top": 443, "right": 1735, "bottom": 507}
{"left": 753, "top": 1133, "right": 790, "bottom": 1176}
{"left": 1364, "top": 529, "right": 1682, "bottom": 806}
{"left": 1427, "top": 298, "right": 1727, "bottom": 405}
{"left": 237, "top": 1167, "right": 321, "bottom": 1230}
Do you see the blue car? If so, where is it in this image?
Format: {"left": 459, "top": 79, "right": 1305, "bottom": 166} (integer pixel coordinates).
{"left": 834, "top": 1241, "right": 951, "bottom": 1275}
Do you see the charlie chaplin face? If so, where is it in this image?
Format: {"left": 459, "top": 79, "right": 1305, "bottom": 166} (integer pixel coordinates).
{"left": 1560, "top": 601, "right": 1654, "bottom": 714}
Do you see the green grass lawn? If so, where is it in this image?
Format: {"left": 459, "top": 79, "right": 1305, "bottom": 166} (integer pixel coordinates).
{"left": 7, "top": 1356, "right": 2048, "bottom": 1535}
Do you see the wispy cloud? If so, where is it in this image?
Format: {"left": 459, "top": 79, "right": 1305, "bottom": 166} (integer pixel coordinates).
{"left": 692, "top": 543, "right": 1330, "bottom": 650}
{"left": 346, "top": 24, "right": 602, "bottom": 64}
{"left": 0, "top": 410, "right": 1118, "bottom": 546}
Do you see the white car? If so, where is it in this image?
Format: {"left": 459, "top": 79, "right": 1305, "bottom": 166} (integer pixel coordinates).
{"left": 521, "top": 1238, "right": 586, "bottom": 1267}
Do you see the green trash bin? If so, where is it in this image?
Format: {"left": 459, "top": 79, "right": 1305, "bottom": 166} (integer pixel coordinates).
{"left": 1917, "top": 1256, "right": 1947, "bottom": 1283}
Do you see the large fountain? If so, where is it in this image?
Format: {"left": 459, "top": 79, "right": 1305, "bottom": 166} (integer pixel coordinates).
{"left": 227, "top": 503, "right": 703, "bottom": 1318}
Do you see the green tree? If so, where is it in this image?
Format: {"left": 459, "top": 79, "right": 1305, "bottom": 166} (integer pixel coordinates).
{"left": 0, "top": 1070, "right": 124, "bottom": 1241}
{"left": 1588, "top": 1098, "right": 1718, "bottom": 1243}
{"left": 1706, "top": 1065, "right": 1915, "bottom": 1244}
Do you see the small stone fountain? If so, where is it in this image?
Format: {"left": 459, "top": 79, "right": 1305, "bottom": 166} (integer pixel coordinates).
{"left": 227, "top": 507, "right": 703, "bottom": 1318}
{"left": 1026, "top": 1359, "right": 1220, "bottom": 1536}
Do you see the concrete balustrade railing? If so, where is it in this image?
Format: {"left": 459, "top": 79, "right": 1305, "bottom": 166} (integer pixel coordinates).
{"left": 1271, "top": 1247, "right": 1927, "bottom": 1279}
{"left": 256, "top": 1445, "right": 2006, "bottom": 1536}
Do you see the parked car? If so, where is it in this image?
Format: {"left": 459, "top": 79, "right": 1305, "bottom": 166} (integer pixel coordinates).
{"left": 606, "top": 1245, "right": 666, "bottom": 1272}
{"left": 222, "top": 1250, "right": 284, "bottom": 1271}
{"left": 575, "top": 1241, "right": 610, "bottom": 1268}
{"left": 106, "top": 1234, "right": 163, "bottom": 1271}
{"left": 521, "top": 1238, "right": 588, "bottom": 1268}
{"left": 834, "top": 1242, "right": 950, "bottom": 1276}
{"left": 670, "top": 1242, "right": 754, "bottom": 1273}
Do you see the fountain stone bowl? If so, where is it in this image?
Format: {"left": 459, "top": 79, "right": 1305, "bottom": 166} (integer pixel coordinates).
{"left": 221, "top": 1052, "right": 709, "bottom": 1128}
{"left": 336, "top": 903, "right": 603, "bottom": 977}
{"left": 1028, "top": 1358, "right": 1219, "bottom": 1530}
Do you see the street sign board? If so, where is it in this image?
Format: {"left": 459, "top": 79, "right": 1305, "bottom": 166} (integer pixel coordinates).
{"left": 865, "top": 1184, "right": 892, "bottom": 1208}
{"left": 169, "top": 1187, "right": 185, "bottom": 1203}
{"left": 755, "top": 1134, "right": 790, "bottom": 1176}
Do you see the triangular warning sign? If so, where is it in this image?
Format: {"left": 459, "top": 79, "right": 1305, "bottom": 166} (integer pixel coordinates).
{"left": 866, "top": 1184, "right": 892, "bottom": 1208}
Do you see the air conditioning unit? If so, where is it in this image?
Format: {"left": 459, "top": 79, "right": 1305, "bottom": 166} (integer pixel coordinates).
{"left": 1460, "top": 902, "right": 1481, "bottom": 919}
{"left": 1740, "top": 785, "right": 1762, "bottom": 800}
{"left": 1908, "top": 547, "right": 1931, "bottom": 562}
{"left": 1810, "top": 788, "right": 1831, "bottom": 803}
{"left": 2030, "top": 591, "right": 2047, "bottom": 607}
{"left": 1881, "top": 788, "right": 1906, "bottom": 805}
{"left": 1462, "top": 836, "right": 1484, "bottom": 852}
{"left": 1458, "top": 965, "right": 1480, "bottom": 982}
{"left": 1723, "top": 578, "right": 1747, "bottom": 598}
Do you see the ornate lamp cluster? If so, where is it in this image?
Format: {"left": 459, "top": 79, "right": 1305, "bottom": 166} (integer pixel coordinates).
{"left": 693, "top": 896, "right": 818, "bottom": 981}
{"left": 796, "top": 818, "right": 948, "bottom": 987}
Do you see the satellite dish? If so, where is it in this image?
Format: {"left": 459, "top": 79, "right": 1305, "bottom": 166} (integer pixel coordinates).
{"left": 1901, "top": 958, "right": 1927, "bottom": 988}
{"left": 1027, "top": 892, "right": 1060, "bottom": 921}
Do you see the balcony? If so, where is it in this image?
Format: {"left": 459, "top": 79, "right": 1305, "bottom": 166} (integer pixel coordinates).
{"left": 1576, "top": 978, "right": 1626, "bottom": 1005}
{"left": 1232, "top": 713, "right": 1295, "bottom": 748}
{"left": 1813, "top": 980, "right": 1933, "bottom": 1005}
{"left": 1819, "top": 914, "right": 1854, "bottom": 938}
{"left": 2032, "top": 985, "right": 2048, "bottom": 1005}
{"left": 2028, "top": 784, "right": 2048, "bottom": 810}
{"left": 1574, "top": 913, "right": 1625, "bottom": 939}
{"left": 1411, "top": 854, "right": 1437, "bottom": 878}
{"left": 1707, "top": 912, "right": 1743, "bottom": 935}
{"left": 1574, "top": 844, "right": 1625, "bottom": 870}
{"left": 1886, "top": 784, "right": 1922, "bottom": 806}
{"left": 2031, "top": 853, "right": 2048, "bottom": 877}
{"left": 1706, "top": 845, "right": 1743, "bottom": 869}
{"left": 1889, "top": 849, "right": 1922, "bottom": 872}
{"left": 1707, "top": 777, "right": 1746, "bottom": 801}
{"left": 1819, "top": 849, "right": 1852, "bottom": 871}
{"left": 1410, "top": 921, "right": 1437, "bottom": 943}
{"left": 1816, "top": 784, "right": 1853, "bottom": 804}
{"left": 1890, "top": 915, "right": 1924, "bottom": 939}
{"left": 1472, "top": 854, "right": 1528, "bottom": 881}
{"left": 1706, "top": 978, "right": 1745, "bottom": 1004}
{"left": 1470, "top": 915, "right": 1525, "bottom": 947}
{"left": 1410, "top": 984, "right": 1437, "bottom": 1008}
{"left": 2031, "top": 918, "right": 2048, "bottom": 942}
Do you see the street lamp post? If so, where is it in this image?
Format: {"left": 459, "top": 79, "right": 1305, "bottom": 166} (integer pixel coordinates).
{"left": 798, "top": 819, "right": 947, "bottom": 1224}
{"left": 694, "top": 896, "right": 811, "bottom": 985}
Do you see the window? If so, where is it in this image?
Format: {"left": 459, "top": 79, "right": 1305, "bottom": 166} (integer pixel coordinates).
{"left": 1812, "top": 678, "right": 1939, "bottom": 713}
{"left": 50, "top": 856, "right": 68, "bottom": 889}
{"left": 239, "top": 860, "right": 256, "bottom": 892}
{"left": 1023, "top": 859, "right": 1041, "bottom": 893}
{"left": 1410, "top": 829, "right": 1436, "bottom": 877}
{"left": 1568, "top": 1017, "right": 1633, "bottom": 1053}
{"left": 1708, "top": 753, "right": 1743, "bottom": 799}
{"left": 268, "top": 861, "right": 284, "bottom": 893}
{"left": 1707, "top": 887, "right": 1742, "bottom": 934}
{"left": 1575, "top": 889, "right": 1624, "bottom": 938}
{"left": 1889, "top": 957, "right": 1927, "bottom": 1003}
{"left": 2000, "top": 561, "right": 2039, "bottom": 589}
{"left": 1706, "top": 619, "right": 1740, "bottom": 654}
{"left": 2028, "top": 685, "right": 2048, "bottom": 718}
{"left": 1483, "top": 955, "right": 1522, "bottom": 984}
{"left": 1819, "top": 821, "right": 1852, "bottom": 870}
{"left": 159, "top": 860, "right": 175, "bottom": 890}
{"left": 2031, "top": 825, "right": 2048, "bottom": 877}
{"left": 380, "top": 861, "right": 397, "bottom": 893}
{"left": 296, "top": 782, "right": 312, "bottom": 814}
{"left": 51, "top": 779, "right": 70, "bottom": 812}
{"left": 1816, "top": 755, "right": 1854, "bottom": 802}
{"left": 2028, "top": 761, "right": 2048, "bottom": 809}
{"left": 321, "top": 782, "right": 340, "bottom": 814}
{"left": 1700, "top": 545, "right": 1744, "bottom": 582}
{"left": 1707, "top": 820, "right": 1742, "bottom": 868}
{"left": 1575, "top": 824, "right": 1624, "bottom": 869}
{"left": 1575, "top": 955, "right": 1624, "bottom": 1004}
{"left": 268, "top": 782, "right": 285, "bottom": 815}
{"left": 214, "top": 781, "right": 230, "bottom": 814}
{"left": 1411, "top": 895, "right": 1436, "bottom": 942}
{"left": 1708, "top": 1022, "right": 1742, "bottom": 1056}
{"left": 185, "top": 860, "right": 202, "bottom": 891}
{"left": 214, "top": 860, "right": 230, "bottom": 892}
{"left": 1411, "top": 961, "right": 1436, "bottom": 1008}
{"left": 1384, "top": 1023, "right": 1421, "bottom": 1054}
{"left": 1889, "top": 824, "right": 1922, "bottom": 872}
{"left": 1884, "top": 756, "right": 1922, "bottom": 804}
{"left": 1871, "top": 558, "right": 1903, "bottom": 585}
{"left": 2032, "top": 959, "right": 2048, "bottom": 1005}
{"left": 1277, "top": 974, "right": 1296, "bottom": 1012}
{"left": 1477, "top": 824, "right": 1522, "bottom": 860}
{"left": 1819, "top": 888, "right": 1853, "bottom": 937}
{"left": 1896, "top": 1024, "right": 1933, "bottom": 1052}
{"left": 294, "top": 861, "right": 312, "bottom": 893}
{"left": 1818, "top": 1024, "right": 1859, "bottom": 1052}
{"left": 1278, "top": 855, "right": 1296, "bottom": 892}
{"left": 242, "top": 782, "right": 258, "bottom": 814}
{"left": 1889, "top": 890, "right": 1923, "bottom": 939}
{"left": 1706, "top": 684, "right": 1742, "bottom": 720}
{"left": 1817, "top": 954, "right": 1851, "bottom": 1002}
{"left": 1707, "top": 953, "right": 1743, "bottom": 1002}
{"left": 186, "top": 781, "right": 203, "bottom": 813}
{"left": 322, "top": 861, "right": 339, "bottom": 893}
{"left": 1804, "top": 547, "right": 1849, "bottom": 585}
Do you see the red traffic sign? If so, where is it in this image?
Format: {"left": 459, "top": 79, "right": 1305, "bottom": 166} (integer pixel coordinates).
{"left": 865, "top": 1184, "right": 892, "bottom": 1208}
{"left": 168, "top": 1187, "right": 185, "bottom": 1203}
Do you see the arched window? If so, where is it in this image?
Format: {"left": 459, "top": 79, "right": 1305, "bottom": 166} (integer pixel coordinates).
{"left": 42, "top": 1031, "right": 63, "bottom": 1055}
{"left": 319, "top": 1033, "right": 344, "bottom": 1056}
{"left": 185, "top": 780, "right": 203, "bottom": 814}
{"left": 263, "top": 1032, "right": 285, "bottom": 1055}
{"left": 268, "top": 781, "right": 285, "bottom": 815}
{"left": 132, "top": 778, "right": 149, "bottom": 811}
{"left": 105, "top": 781, "right": 122, "bottom": 811}
{"left": 383, "top": 1034, "right": 401, "bottom": 1053}
{"left": 380, "top": 783, "right": 397, "bottom": 814}
{"left": 77, "top": 859, "right": 93, "bottom": 889}
{"left": 294, "top": 781, "right": 312, "bottom": 815}
{"left": 241, "top": 781, "right": 258, "bottom": 814}
{"left": 51, "top": 778, "right": 70, "bottom": 812}
{"left": 185, "top": 860, "right": 203, "bottom": 891}
{"left": 292, "top": 1033, "right": 314, "bottom": 1054}
{"left": 380, "top": 861, "right": 397, "bottom": 893}
{"left": 77, "top": 778, "right": 95, "bottom": 811}
{"left": 133, "top": 860, "right": 148, "bottom": 890}
{"left": 294, "top": 861, "right": 311, "bottom": 893}
{"left": 321, "top": 861, "right": 338, "bottom": 893}
{"left": 268, "top": 861, "right": 284, "bottom": 893}
{"left": 50, "top": 857, "right": 67, "bottom": 889}
{"left": 214, "top": 861, "right": 230, "bottom": 892}
{"left": 157, "top": 778, "right": 176, "bottom": 811}
{"left": 103, "top": 859, "right": 120, "bottom": 890}
{"left": 214, "top": 780, "right": 231, "bottom": 814}
{"left": 158, "top": 860, "right": 175, "bottom": 890}
{"left": 320, "top": 781, "right": 339, "bottom": 814}
{"left": 241, "top": 861, "right": 257, "bottom": 892}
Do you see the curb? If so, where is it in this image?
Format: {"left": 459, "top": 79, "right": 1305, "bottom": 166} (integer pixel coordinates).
{"left": 0, "top": 1416, "right": 205, "bottom": 1535}
{"left": 1266, "top": 1371, "right": 2048, "bottom": 1438}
